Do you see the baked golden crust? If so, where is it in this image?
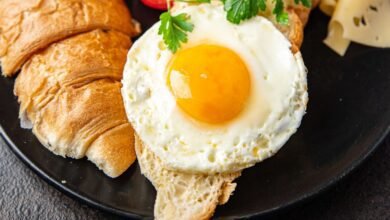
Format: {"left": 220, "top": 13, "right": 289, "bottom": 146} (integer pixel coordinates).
{"left": 87, "top": 123, "right": 135, "bottom": 177}
{"left": 288, "top": 0, "right": 320, "bottom": 26}
{"left": 0, "top": 0, "right": 138, "bottom": 76}
{"left": 259, "top": 0, "right": 319, "bottom": 53}
{"left": 277, "top": 0, "right": 320, "bottom": 53}
{"left": 276, "top": 9, "right": 305, "bottom": 53}
{"left": 14, "top": 30, "right": 135, "bottom": 177}
{"left": 14, "top": 29, "right": 130, "bottom": 123}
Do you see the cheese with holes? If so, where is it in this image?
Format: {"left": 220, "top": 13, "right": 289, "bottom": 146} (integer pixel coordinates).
{"left": 323, "top": 0, "right": 390, "bottom": 55}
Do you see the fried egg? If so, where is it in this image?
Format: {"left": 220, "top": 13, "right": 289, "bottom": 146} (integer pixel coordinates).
{"left": 122, "top": 3, "right": 308, "bottom": 174}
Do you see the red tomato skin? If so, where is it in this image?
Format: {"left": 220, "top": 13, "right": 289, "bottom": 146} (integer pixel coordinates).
{"left": 141, "top": 0, "right": 171, "bottom": 10}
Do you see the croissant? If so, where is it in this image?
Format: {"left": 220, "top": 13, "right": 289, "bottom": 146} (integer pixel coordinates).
{"left": 0, "top": 0, "right": 138, "bottom": 76}
{"left": 1, "top": 0, "right": 139, "bottom": 177}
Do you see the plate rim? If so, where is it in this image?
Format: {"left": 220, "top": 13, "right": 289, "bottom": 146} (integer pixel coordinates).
{"left": 0, "top": 125, "right": 146, "bottom": 219}
{"left": 1, "top": 123, "right": 389, "bottom": 219}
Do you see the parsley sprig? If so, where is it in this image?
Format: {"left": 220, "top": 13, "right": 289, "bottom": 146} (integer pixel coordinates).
{"left": 273, "top": 0, "right": 289, "bottom": 24}
{"left": 158, "top": 0, "right": 311, "bottom": 52}
{"left": 158, "top": 12, "right": 194, "bottom": 52}
{"left": 223, "top": 0, "right": 267, "bottom": 24}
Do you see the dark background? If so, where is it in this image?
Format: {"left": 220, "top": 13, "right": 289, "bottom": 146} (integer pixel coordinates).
{"left": 1, "top": 135, "right": 388, "bottom": 219}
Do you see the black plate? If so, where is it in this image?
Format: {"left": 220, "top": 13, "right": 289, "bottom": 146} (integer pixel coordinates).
{"left": 1, "top": 1, "right": 390, "bottom": 219}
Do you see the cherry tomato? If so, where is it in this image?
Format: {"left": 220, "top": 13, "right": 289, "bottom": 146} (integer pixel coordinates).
{"left": 141, "top": 0, "right": 172, "bottom": 10}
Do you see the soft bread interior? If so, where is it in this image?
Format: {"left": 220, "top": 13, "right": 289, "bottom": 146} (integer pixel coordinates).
{"left": 0, "top": 0, "right": 139, "bottom": 76}
{"left": 135, "top": 135, "right": 240, "bottom": 220}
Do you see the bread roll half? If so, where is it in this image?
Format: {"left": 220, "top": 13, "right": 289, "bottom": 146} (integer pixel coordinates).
{"left": 135, "top": 135, "right": 241, "bottom": 220}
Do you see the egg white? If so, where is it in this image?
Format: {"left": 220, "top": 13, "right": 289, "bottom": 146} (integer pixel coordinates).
{"left": 122, "top": 3, "right": 308, "bottom": 174}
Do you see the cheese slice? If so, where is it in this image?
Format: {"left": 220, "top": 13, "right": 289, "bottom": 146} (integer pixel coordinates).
{"left": 324, "top": 0, "right": 390, "bottom": 55}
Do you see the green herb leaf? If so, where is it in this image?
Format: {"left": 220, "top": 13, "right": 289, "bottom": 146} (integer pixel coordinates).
{"left": 259, "top": 0, "right": 267, "bottom": 11}
{"left": 273, "top": 0, "right": 289, "bottom": 25}
{"left": 158, "top": 12, "right": 194, "bottom": 53}
{"left": 276, "top": 11, "right": 289, "bottom": 24}
{"left": 223, "top": 0, "right": 266, "bottom": 24}
{"left": 294, "top": 0, "right": 312, "bottom": 7}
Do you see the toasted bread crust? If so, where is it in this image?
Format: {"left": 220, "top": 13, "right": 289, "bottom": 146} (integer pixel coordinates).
{"left": 0, "top": 0, "right": 139, "bottom": 76}
{"left": 288, "top": 0, "right": 320, "bottom": 26}
{"left": 277, "top": 9, "right": 305, "bottom": 54}
{"left": 257, "top": 0, "right": 319, "bottom": 53}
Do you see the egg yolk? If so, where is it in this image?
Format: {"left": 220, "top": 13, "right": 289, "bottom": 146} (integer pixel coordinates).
{"left": 167, "top": 45, "right": 251, "bottom": 124}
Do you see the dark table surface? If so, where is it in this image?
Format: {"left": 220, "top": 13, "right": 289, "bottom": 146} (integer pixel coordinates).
{"left": 0, "top": 134, "right": 389, "bottom": 220}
